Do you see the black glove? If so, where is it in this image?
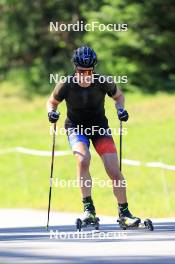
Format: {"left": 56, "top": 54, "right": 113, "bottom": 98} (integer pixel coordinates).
{"left": 48, "top": 111, "right": 60, "bottom": 123}
{"left": 117, "top": 108, "right": 129, "bottom": 122}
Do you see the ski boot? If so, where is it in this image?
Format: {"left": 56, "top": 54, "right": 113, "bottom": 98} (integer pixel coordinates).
{"left": 117, "top": 214, "right": 154, "bottom": 231}
{"left": 117, "top": 203, "right": 154, "bottom": 231}
{"left": 117, "top": 203, "right": 141, "bottom": 230}
{"left": 117, "top": 212, "right": 141, "bottom": 230}
{"left": 75, "top": 196, "right": 100, "bottom": 231}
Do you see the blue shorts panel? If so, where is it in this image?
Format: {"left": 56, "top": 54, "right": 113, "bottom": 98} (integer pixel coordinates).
{"left": 68, "top": 132, "right": 90, "bottom": 149}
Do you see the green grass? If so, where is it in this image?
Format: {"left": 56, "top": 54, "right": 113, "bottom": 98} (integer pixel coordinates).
{"left": 0, "top": 90, "right": 175, "bottom": 217}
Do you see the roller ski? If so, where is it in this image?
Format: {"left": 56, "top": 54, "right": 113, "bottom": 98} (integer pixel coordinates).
{"left": 117, "top": 216, "right": 154, "bottom": 231}
{"left": 117, "top": 203, "right": 154, "bottom": 231}
{"left": 76, "top": 212, "right": 100, "bottom": 232}
{"left": 75, "top": 196, "right": 100, "bottom": 231}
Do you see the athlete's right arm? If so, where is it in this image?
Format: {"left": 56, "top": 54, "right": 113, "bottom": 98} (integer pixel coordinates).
{"left": 46, "top": 82, "right": 68, "bottom": 123}
{"left": 46, "top": 83, "right": 63, "bottom": 123}
{"left": 47, "top": 81, "right": 66, "bottom": 111}
{"left": 46, "top": 93, "right": 60, "bottom": 113}
{"left": 46, "top": 94, "right": 60, "bottom": 123}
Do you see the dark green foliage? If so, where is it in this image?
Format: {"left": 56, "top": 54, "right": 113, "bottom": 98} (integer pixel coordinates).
{"left": 85, "top": 0, "right": 175, "bottom": 92}
{"left": 0, "top": 0, "right": 174, "bottom": 94}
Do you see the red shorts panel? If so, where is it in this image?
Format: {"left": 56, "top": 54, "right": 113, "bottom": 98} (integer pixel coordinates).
{"left": 92, "top": 136, "right": 117, "bottom": 156}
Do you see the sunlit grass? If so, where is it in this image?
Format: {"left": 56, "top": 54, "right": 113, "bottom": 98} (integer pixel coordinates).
{"left": 0, "top": 90, "right": 175, "bottom": 217}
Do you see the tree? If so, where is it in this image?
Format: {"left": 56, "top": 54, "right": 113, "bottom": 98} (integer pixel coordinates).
{"left": 84, "top": 0, "right": 175, "bottom": 92}
{"left": 0, "top": 0, "right": 104, "bottom": 94}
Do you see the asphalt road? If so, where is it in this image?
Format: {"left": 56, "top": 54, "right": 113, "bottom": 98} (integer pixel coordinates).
{"left": 0, "top": 209, "right": 175, "bottom": 264}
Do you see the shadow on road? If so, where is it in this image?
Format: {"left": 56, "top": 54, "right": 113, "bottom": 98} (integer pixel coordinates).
{"left": 0, "top": 221, "right": 174, "bottom": 242}
{"left": 0, "top": 252, "right": 175, "bottom": 264}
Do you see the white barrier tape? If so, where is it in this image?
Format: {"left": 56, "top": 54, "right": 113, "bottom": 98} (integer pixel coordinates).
{"left": 122, "top": 159, "right": 141, "bottom": 166}
{"left": 0, "top": 147, "right": 72, "bottom": 156}
{"left": 146, "top": 162, "right": 175, "bottom": 171}
{"left": 0, "top": 147, "right": 175, "bottom": 171}
{"left": 16, "top": 147, "right": 72, "bottom": 157}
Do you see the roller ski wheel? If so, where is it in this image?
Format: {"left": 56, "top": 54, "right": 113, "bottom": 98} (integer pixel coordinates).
{"left": 94, "top": 217, "right": 100, "bottom": 230}
{"left": 75, "top": 217, "right": 100, "bottom": 231}
{"left": 144, "top": 219, "right": 154, "bottom": 231}
{"left": 75, "top": 218, "right": 82, "bottom": 232}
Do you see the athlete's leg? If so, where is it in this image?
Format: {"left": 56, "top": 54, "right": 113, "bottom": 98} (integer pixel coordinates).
{"left": 101, "top": 152, "right": 127, "bottom": 204}
{"left": 67, "top": 132, "right": 96, "bottom": 219}
{"left": 93, "top": 136, "right": 140, "bottom": 225}
{"left": 72, "top": 141, "right": 92, "bottom": 198}
{"left": 93, "top": 136, "right": 127, "bottom": 203}
{"left": 68, "top": 131, "right": 91, "bottom": 197}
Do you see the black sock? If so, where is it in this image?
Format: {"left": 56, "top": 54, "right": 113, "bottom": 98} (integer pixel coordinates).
{"left": 83, "top": 196, "right": 95, "bottom": 213}
{"left": 118, "top": 202, "right": 129, "bottom": 213}
{"left": 83, "top": 196, "right": 93, "bottom": 204}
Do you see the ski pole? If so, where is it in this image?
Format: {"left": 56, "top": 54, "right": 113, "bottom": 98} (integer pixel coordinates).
{"left": 46, "top": 122, "right": 56, "bottom": 230}
{"left": 119, "top": 121, "right": 122, "bottom": 172}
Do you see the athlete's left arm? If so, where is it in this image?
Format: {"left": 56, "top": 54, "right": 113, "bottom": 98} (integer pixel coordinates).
{"left": 112, "top": 88, "right": 125, "bottom": 110}
{"left": 112, "top": 88, "right": 129, "bottom": 121}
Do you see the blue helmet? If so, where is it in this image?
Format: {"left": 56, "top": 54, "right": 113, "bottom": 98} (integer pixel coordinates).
{"left": 72, "top": 46, "right": 97, "bottom": 68}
